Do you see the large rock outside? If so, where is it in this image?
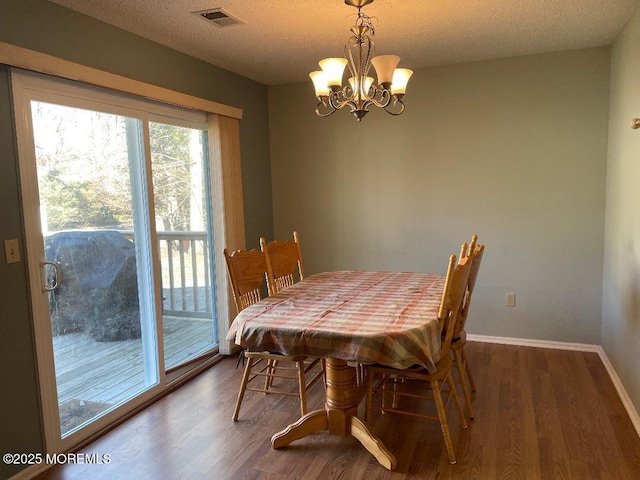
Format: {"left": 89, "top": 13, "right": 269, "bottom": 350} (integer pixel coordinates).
{"left": 45, "top": 230, "right": 141, "bottom": 342}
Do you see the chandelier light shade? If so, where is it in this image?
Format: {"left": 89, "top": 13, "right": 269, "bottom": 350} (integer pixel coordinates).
{"left": 319, "top": 58, "right": 349, "bottom": 87}
{"left": 310, "top": 0, "right": 414, "bottom": 121}
{"left": 391, "top": 68, "right": 413, "bottom": 95}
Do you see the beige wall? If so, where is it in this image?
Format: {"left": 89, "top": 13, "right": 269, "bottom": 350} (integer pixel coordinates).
{"left": 603, "top": 9, "right": 640, "bottom": 411}
{"left": 269, "top": 47, "right": 610, "bottom": 344}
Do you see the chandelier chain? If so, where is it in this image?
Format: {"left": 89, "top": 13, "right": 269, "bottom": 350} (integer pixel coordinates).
{"left": 355, "top": 10, "right": 376, "bottom": 37}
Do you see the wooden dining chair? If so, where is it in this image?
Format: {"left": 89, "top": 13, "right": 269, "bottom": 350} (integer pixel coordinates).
{"left": 259, "top": 231, "right": 326, "bottom": 387}
{"left": 260, "top": 230, "right": 304, "bottom": 296}
{"left": 364, "top": 254, "right": 472, "bottom": 464}
{"left": 451, "top": 235, "right": 485, "bottom": 419}
{"left": 224, "top": 247, "right": 324, "bottom": 421}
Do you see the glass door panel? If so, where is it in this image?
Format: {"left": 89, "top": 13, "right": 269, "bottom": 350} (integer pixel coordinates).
{"left": 31, "top": 101, "right": 159, "bottom": 436}
{"left": 149, "top": 121, "right": 217, "bottom": 370}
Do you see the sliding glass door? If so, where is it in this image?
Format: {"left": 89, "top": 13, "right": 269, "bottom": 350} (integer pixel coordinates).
{"left": 12, "top": 70, "right": 219, "bottom": 451}
{"left": 148, "top": 121, "right": 217, "bottom": 370}
{"left": 31, "top": 101, "right": 160, "bottom": 436}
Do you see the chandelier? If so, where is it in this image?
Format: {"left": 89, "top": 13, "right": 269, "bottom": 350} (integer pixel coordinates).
{"left": 309, "top": 0, "right": 413, "bottom": 121}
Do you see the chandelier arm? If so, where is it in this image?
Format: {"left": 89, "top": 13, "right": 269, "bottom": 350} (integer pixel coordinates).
{"left": 345, "top": 38, "right": 357, "bottom": 79}
{"left": 365, "top": 86, "right": 393, "bottom": 108}
{"left": 315, "top": 105, "right": 338, "bottom": 117}
{"left": 383, "top": 98, "right": 406, "bottom": 116}
{"left": 328, "top": 89, "right": 357, "bottom": 111}
{"left": 362, "top": 36, "right": 374, "bottom": 86}
{"left": 338, "top": 99, "right": 359, "bottom": 112}
{"left": 345, "top": 38, "right": 359, "bottom": 106}
{"left": 314, "top": 97, "right": 338, "bottom": 117}
{"left": 350, "top": 35, "right": 375, "bottom": 105}
{"left": 336, "top": 83, "right": 355, "bottom": 104}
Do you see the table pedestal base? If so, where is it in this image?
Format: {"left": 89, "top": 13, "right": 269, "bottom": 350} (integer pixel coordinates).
{"left": 270, "top": 358, "right": 397, "bottom": 470}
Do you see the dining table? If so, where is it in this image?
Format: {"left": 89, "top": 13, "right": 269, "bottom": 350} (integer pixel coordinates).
{"left": 226, "top": 269, "right": 446, "bottom": 470}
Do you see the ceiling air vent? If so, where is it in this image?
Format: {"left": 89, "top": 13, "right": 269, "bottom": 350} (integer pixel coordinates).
{"left": 193, "top": 8, "right": 244, "bottom": 28}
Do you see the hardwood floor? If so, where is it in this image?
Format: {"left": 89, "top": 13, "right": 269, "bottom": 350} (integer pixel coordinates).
{"left": 33, "top": 342, "right": 640, "bottom": 480}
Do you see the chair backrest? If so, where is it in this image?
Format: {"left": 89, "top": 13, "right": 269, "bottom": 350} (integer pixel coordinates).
{"left": 459, "top": 233, "right": 478, "bottom": 261}
{"left": 437, "top": 255, "right": 457, "bottom": 324}
{"left": 223, "top": 247, "right": 269, "bottom": 313}
{"left": 438, "top": 254, "right": 472, "bottom": 358}
{"left": 454, "top": 241, "right": 485, "bottom": 338}
{"left": 260, "top": 231, "right": 305, "bottom": 295}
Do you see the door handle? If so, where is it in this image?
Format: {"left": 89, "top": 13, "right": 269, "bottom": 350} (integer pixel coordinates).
{"left": 40, "top": 261, "right": 61, "bottom": 292}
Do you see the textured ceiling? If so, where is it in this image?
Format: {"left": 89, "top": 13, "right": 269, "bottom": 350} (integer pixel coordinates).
{"left": 49, "top": 0, "right": 640, "bottom": 85}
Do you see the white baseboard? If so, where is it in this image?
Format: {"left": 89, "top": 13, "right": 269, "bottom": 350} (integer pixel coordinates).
{"left": 593, "top": 346, "right": 640, "bottom": 437}
{"left": 466, "top": 333, "right": 602, "bottom": 352}
{"left": 467, "top": 334, "right": 640, "bottom": 439}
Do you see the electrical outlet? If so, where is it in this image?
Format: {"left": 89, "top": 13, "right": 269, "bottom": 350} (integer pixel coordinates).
{"left": 506, "top": 292, "right": 516, "bottom": 307}
{"left": 4, "top": 239, "right": 20, "bottom": 264}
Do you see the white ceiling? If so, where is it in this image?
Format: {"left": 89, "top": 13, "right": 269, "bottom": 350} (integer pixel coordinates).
{"left": 49, "top": 0, "right": 640, "bottom": 86}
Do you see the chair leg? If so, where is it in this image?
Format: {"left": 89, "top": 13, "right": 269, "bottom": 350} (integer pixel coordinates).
{"left": 381, "top": 374, "right": 391, "bottom": 414}
{"left": 297, "top": 360, "right": 307, "bottom": 416}
{"left": 391, "top": 375, "right": 401, "bottom": 409}
{"left": 453, "top": 349, "right": 474, "bottom": 419}
{"left": 446, "top": 372, "right": 468, "bottom": 429}
{"left": 321, "top": 359, "right": 327, "bottom": 391}
{"left": 462, "top": 348, "right": 476, "bottom": 392}
{"left": 431, "top": 377, "right": 457, "bottom": 464}
{"left": 264, "top": 359, "right": 277, "bottom": 390}
{"left": 355, "top": 362, "right": 363, "bottom": 386}
{"left": 235, "top": 348, "right": 245, "bottom": 368}
{"left": 233, "top": 356, "right": 254, "bottom": 421}
{"left": 365, "top": 371, "right": 375, "bottom": 422}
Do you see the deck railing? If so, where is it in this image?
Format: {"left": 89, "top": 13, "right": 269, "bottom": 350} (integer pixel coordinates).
{"left": 120, "top": 230, "right": 213, "bottom": 319}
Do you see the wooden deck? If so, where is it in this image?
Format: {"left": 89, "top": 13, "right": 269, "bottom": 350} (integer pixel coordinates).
{"left": 52, "top": 315, "right": 215, "bottom": 433}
